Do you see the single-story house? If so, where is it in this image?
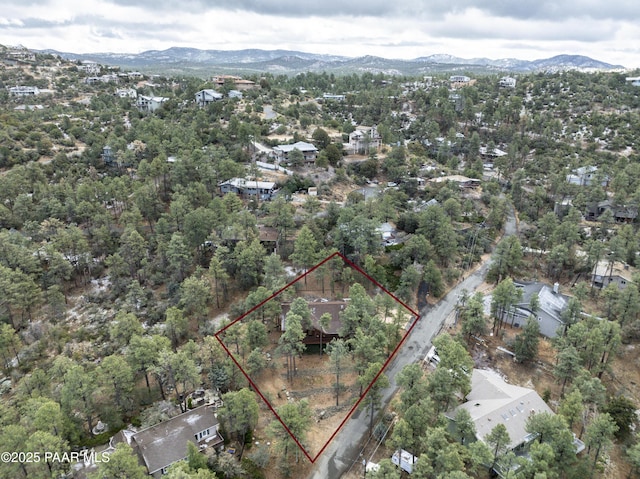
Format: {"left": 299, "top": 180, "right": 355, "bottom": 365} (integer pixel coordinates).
{"left": 322, "top": 93, "right": 345, "bottom": 101}
{"left": 272, "top": 141, "right": 318, "bottom": 165}
{"left": 446, "top": 369, "right": 584, "bottom": 475}
{"left": 591, "top": 260, "right": 634, "bottom": 290}
{"left": 281, "top": 300, "right": 348, "bottom": 346}
{"left": 195, "top": 89, "right": 223, "bottom": 107}
{"left": 377, "top": 222, "right": 399, "bottom": 246}
{"left": 430, "top": 175, "right": 481, "bottom": 189}
{"left": 211, "top": 75, "right": 257, "bottom": 91}
{"left": 137, "top": 95, "right": 169, "bottom": 113}
{"left": 115, "top": 405, "right": 224, "bottom": 478}
{"left": 626, "top": 77, "right": 640, "bottom": 87}
{"left": 510, "top": 282, "right": 569, "bottom": 338}
{"left": 9, "top": 86, "right": 40, "bottom": 96}
{"left": 219, "top": 177, "right": 278, "bottom": 201}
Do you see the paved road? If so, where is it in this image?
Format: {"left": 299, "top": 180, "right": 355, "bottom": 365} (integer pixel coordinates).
{"left": 307, "top": 203, "right": 517, "bottom": 479}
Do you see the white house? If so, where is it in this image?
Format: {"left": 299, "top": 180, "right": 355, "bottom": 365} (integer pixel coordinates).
{"left": 137, "top": 95, "right": 169, "bottom": 113}
{"left": 322, "top": 93, "right": 345, "bottom": 101}
{"left": 116, "top": 88, "right": 137, "bottom": 99}
{"left": 195, "top": 89, "right": 223, "bottom": 107}
{"left": 450, "top": 75, "right": 471, "bottom": 83}
{"left": 228, "top": 89, "right": 243, "bottom": 99}
{"left": 78, "top": 60, "right": 100, "bottom": 75}
{"left": 9, "top": 86, "right": 40, "bottom": 96}
{"left": 272, "top": 141, "right": 318, "bottom": 164}
{"left": 626, "top": 77, "right": 640, "bottom": 87}
{"left": 219, "top": 177, "right": 278, "bottom": 201}
{"left": 499, "top": 77, "right": 517, "bottom": 88}
{"left": 566, "top": 166, "right": 608, "bottom": 187}
{"left": 349, "top": 126, "right": 382, "bottom": 154}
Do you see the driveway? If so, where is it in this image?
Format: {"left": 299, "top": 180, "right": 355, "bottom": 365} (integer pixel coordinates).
{"left": 307, "top": 203, "right": 517, "bottom": 478}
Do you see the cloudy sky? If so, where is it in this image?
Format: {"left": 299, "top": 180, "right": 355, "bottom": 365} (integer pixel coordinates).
{"left": 1, "top": 0, "right": 639, "bottom": 68}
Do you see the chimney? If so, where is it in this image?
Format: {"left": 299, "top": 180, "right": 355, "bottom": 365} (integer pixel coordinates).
{"left": 553, "top": 282, "right": 559, "bottom": 294}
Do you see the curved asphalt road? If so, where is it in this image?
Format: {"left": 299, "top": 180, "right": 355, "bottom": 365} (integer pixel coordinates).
{"left": 307, "top": 203, "right": 517, "bottom": 479}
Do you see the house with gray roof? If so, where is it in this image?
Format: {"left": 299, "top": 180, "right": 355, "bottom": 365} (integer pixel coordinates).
{"left": 447, "top": 369, "right": 583, "bottom": 476}
{"left": 195, "top": 89, "right": 223, "bottom": 107}
{"left": 272, "top": 141, "right": 318, "bottom": 165}
{"left": 219, "top": 177, "right": 278, "bottom": 201}
{"left": 124, "top": 405, "right": 223, "bottom": 477}
{"left": 511, "top": 282, "right": 569, "bottom": 338}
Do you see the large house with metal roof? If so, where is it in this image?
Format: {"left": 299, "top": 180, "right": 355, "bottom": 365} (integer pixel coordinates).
{"left": 447, "top": 369, "right": 584, "bottom": 476}
{"left": 219, "top": 177, "right": 278, "bottom": 201}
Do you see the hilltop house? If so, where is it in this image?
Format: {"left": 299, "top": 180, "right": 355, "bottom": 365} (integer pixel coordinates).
{"left": 591, "top": 260, "right": 634, "bottom": 290}
{"left": 510, "top": 282, "right": 569, "bottom": 338}
{"left": 272, "top": 141, "right": 318, "bottom": 165}
{"left": 446, "top": 369, "right": 584, "bottom": 476}
{"left": 114, "top": 405, "right": 223, "bottom": 477}
{"left": 78, "top": 60, "right": 101, "bottom": 75}
{"left": 195, "top": 89, "right": 223, "bottom": 107}
{"left": 219, "top": 177, "right": 278, "bottom": 201}
{"left": 349, "top": 126, "right": 382, "bottom": 154}
{"left": 212, "top": 75, "right": 257, "bottom": 91}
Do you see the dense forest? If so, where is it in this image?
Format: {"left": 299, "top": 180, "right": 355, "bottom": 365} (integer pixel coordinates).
{"left": 1, "top": 45, "right": 640, "bottom": 478}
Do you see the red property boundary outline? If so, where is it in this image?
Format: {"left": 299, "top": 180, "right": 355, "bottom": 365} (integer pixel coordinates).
{"left": 214, "top": 251, "right": 421, "bottom": 462}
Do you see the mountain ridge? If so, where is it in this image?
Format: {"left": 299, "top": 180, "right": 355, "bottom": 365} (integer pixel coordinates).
{"left": 35, "top": 46, "right": 625, "bottom": 76}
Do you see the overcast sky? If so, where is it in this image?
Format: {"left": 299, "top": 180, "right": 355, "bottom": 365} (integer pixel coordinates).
{"left": 1, "top": 0, "right": 639, "bottom": 68}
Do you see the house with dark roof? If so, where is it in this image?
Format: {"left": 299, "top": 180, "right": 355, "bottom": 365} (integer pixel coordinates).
{"left": 281, "top": 300, "right": 347, "bottom": 346}
{"left": 446, "top": 369, "right": 584, "bottom": 476}
{"left": 586, "top": 200, "right": 638, "bottom": 223}
{"left": 117, "top": 405, "right": 223, "bottom": 477}
{"left": 510, "top": 282, "right": 569, "bottom": 338}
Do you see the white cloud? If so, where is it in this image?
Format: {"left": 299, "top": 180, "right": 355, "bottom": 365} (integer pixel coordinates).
{"left": 0, "top": 0, "right": 638, "bottom": 67}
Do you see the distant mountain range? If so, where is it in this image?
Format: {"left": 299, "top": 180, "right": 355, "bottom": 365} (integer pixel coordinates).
{"left": 38, "top": 47, "right": 625, "bottom": 76}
